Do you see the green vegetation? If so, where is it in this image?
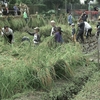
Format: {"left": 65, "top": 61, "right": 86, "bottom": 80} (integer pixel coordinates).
{"left": 42, "top": 62, "right": 97, "bottom": 100}
{"left": 0, "top": 15, "right": 81, "bottom": 99}
{"left": 71, "top": 70, "right": 100, "bottom": 100}
{"left": 0, "top": 31, "right": 84, "bottom": 99}
{"left": 0, "top": 15, "right": 98, "bottom": 100}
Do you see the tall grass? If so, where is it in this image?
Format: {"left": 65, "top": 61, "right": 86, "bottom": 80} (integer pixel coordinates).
{"left": 0, "top": 15, "right": 84, "bottom": 99}
{"left": 0, "top": 30, "right": 84, "bottom": 99}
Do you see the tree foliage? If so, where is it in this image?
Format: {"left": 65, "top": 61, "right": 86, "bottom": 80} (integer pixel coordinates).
{"left": 96, "top": 0, "right": 100, "bottom": 3}
{"left": 9, "top": 0, "right": 80, "bottom": 7}
{"left": 66, "top": 0, "right": 80, "bottom": 3}
{"left": 43, "top": 0, "right": 63, "bottom": 10}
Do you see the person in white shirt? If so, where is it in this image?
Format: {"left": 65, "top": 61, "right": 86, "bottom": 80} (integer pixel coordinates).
{"left": 1, "top": 26, "right": 14, "bottom": 44}
{"left": 26, "top": 27, "right": 40, "bottom": 45}
{"left": 84, "top": 21, "right": 92, "bottom": 39}
{"left": 50, "top": 20, "right": 56, "bottom": 36}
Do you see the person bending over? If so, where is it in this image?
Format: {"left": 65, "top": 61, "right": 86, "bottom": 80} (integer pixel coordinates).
{"left": 84, "top": 21, "right": 92, "bottom": 39}
{"left": 1, "top": 26, "right": 14, "bottom": 44}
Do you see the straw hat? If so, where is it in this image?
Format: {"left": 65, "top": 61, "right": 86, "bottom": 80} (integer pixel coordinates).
{"left": 71, "top": 23, "right": 75, "bottom": 26}
{"left": 34, "top": 27, "right": 39, "bottom": 31}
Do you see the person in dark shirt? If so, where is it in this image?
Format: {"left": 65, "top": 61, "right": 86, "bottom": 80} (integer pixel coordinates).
{"left": 76, "top": 19, "right": 85, "bottom": 43}
{"left": 54, "top": 27, "right": 63, "bottom": 43}
{"left": 80, "top": 11, "right": 88, "bottom": 21}
{"left": 96, "top": 16, "right": 100, "bottom": 38}
{"left": 94, "top": 7, "right": 98, "bottom": 19}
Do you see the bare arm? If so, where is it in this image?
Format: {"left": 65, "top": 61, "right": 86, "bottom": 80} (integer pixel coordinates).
{"left": 26, "top": 30, "right": 34, "bottom": 36}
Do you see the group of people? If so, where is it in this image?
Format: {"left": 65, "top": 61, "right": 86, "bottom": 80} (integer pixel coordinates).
{"left": 0, "top": 1, "right": 29, "bottom": 19}
{"left": 68, "top": 11, "right": 93, "bottom": 43}
{"left": 0, "top": 19, "right": 63, "bottom": 46}
{"left": 1, "top": 11, "right": 100, "bottom": 46}
{"left": 0, "top": 26, "right": 40, "bottom": 45}
{"left": 50, "top": 20, "right": 63, "bottom": 43}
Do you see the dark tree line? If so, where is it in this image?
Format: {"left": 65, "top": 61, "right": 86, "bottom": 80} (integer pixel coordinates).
{"left": 8, "top": 0, "right": 81, "bottom": 9}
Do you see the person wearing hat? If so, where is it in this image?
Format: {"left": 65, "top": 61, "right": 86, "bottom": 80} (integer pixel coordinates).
{"left": 50, "top": 20, "right": 56, "bottom": 36}
{"left": 23, "top": 9, "right": 28, "bottom": 23}
{"left": 71, "top": 23, "right": 76, "bottom": 43}
{"left": 95, "top": 16, "right": 100, "bottom": 38}
{"left": 26, "top": 27, "right": 40, "bottom": 45}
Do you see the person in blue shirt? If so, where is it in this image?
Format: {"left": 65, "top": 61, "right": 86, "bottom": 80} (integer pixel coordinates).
{"left": 68, "top": 13, "right": 73, "bottom": 25}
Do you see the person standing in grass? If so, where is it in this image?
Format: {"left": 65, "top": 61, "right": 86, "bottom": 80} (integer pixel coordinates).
{"left": 50, "top": 20, "right": 56, "bottom": 36}
{"left": 79, "top": 11, "right": 88, "bottom": 22}
{"left": 68, "top": 13, "right": 73, "bottom": 25}
{"left": 76, "top": 19, "right": 85, "bottom": 43}
{"left": 23, "top": 9, "right": 28, "bottom": 23}
{"left": 95, "top": 16, "right": 100, "bottom": 38}
{"left": 13, "top": 4, "right": 19, "bottom": 16}
{"left": 71, "top": 23, "right": 76, "bottom": 43}
{"left": 54, "top": 27, "right": 63, "bottom": 43}
{"left": 1, "top": 26, "right": 14, "bottom": 44}
{"left": 26, "top": 27, "right": 40, "bottom": 45}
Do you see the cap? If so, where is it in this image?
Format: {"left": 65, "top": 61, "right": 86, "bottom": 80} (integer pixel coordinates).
{"left": 98, "top": 16, "right": 100, "bottom": 20}
{"left": 71, "top": 23, "right": 75, "bottom": 26}
{"left": 34, "top": 27, "right": 39, "bottom": 30}
{"left": 51, "top": 20, "right": 55, "bottom": 23}
{"left": 77, "top": 22, "right": 80, "bottom": 25}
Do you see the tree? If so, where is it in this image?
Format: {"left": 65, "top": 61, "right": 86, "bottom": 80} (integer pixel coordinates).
{"left": 43, "top": 0, "right": 63, "bottom": 10}
{"left": 21, "top": 0, "right": 32, "bottom": 4}
{"left": 65, "top": 0, "right": 80, "bottom": 4}
{"left": 96, "top": 0, "right": 100, "bottom": 3}
{"left": 9, "top": 0, "right": 16, "bottom": 4}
